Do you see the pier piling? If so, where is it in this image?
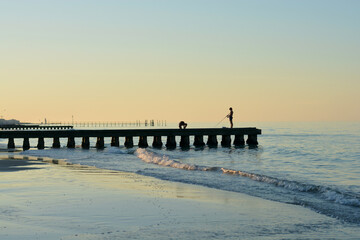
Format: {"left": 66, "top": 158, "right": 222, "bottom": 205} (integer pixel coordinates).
{"left": 166, "top": 136, "right": 176, "bottom": 149}
{"left": 125, "top": 136, "right": 134, "bottom": 148}
{"left": 246, "top": 134, "right": 258, "bottom": 146}
{"left": 1, "top": 127, "right": 261, "bottom": 150}
{"left": 152, "top": 136, "right": 163, "bottom": 148}
{"left": 138, "top": 136, "right": 148, "bottom": 148}
{"left": 207, "top": 135, "right": 218, "bottom": 148}
{"left": 96, "top": 137, "right": 104, "bottom": 149}
{"left": 8, "top": 138, "right": 15, "bottom": 149}
{"left": 193, "top": 135, "right": 205, "bottom": 148}
{"left": 37, "top": 137, "right": 45, "bottom": 149}
{"left": 82, "top": 137, "right": 90, "bottom": 149}
{"left": 111, "top": 136, "right": 119, "bottom": 147}
{"left": 67, "top": 137, "right": 75, "bottom": 148}
{"left": 53, "top": 137, "right": 61, "bottom": 148}
{"left": 221, "top": 135, "right": 231, "bottom": 147}
{"left": 233, "top": 135, "right": 245, "bottom": 147}
{"left": 180, "top": 135, "right": 190, "bottom": 149}
{"left": 23, "top": 138, "right": 30, "bottom": 150}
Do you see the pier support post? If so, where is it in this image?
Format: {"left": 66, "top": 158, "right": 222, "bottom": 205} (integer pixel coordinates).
{"left": 67, "top": 137, "right": 75, "bottom": 148}
{"left": 23, "top": 138, "right": 30, "bottom": 150}
{"left": 8, "top": 138, "right": 15, "bottom": 149}
{"left": 52, "top": 137, "right": 61, "bottom": 148}
{"left": 37, "top": 137, "right": 45, "bottom": 149}
{"left": 233, "top": 135, "right": 245, "bottom": 147}
{"left": 124, "top": 136, "right": 134, "bottom": 148}
{"left": 96, "top": 137, "right": 104, "bottom": 149}
{"left": 207, "top": 135, "right": 218, "bottom": 148}
{"left": 221, "top": 135, "right": 231, "bottom": 147}
{"left": 166, "top": 136, "right": 176, "bottom": 149}
{"left": 152, "top": 136, "right": 163, "bottom": 148}
{"left": 180, "top": 135, "right": 190, "bottom": 149}
{"left": 246, "top": 134, "right": 258, "bottom": 146}
{"left": 193, "top": 135, "right": 205, "bottom": 148}
{"left": 82, "top": 137, "right": 90, "bottom": 149}
{"left": 138, "top": 136, "right": 148, "bottom": 148}
{"left": 111, "top": 137, "right": 119, "bottom": 147}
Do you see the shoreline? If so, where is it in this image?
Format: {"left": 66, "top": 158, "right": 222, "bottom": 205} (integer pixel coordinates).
{"left": 1, "top": 155, "right": 359, "bottom": 239}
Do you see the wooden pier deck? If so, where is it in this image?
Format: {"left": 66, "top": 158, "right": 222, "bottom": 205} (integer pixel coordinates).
{"left": 0, "top": 127, "right": 261, "bottom": 150}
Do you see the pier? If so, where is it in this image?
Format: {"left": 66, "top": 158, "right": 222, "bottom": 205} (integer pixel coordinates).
{"left": 0, "top": 128, "right": 261, "bottom": 150}
{"left": 42, "top": 119, "right": 166, "bottom": 128}
{"left": 0, "top": 124, "right": 73, "bottom": 130}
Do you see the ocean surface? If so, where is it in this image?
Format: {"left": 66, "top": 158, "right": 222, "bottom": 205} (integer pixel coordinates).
{"left": 1, "top": 122, "right": 360, "bottom": 234}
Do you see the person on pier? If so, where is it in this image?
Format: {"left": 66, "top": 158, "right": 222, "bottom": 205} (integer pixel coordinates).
{"left": 227, "top": 107, "right": 233, "bottom": 128}
{"left": 179, "top": 121, "right": 187, "bottom": 129}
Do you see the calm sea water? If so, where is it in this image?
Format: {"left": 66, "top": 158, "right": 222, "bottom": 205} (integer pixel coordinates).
{"left": 1, "top": 122, "right": 360, "bottom": 227}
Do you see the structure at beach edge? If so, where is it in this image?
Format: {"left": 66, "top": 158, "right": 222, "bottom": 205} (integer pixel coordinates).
{"left": 0, "top": 127, "right": 261, "bottom": 150}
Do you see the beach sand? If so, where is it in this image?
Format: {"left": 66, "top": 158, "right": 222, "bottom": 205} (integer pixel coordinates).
{"left": 0, "top": 155, "right": 358, "bottom": 240}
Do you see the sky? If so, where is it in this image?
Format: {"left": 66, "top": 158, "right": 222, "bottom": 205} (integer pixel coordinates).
{"left": 1, "top": 0, "right": 359, "bottom": 123}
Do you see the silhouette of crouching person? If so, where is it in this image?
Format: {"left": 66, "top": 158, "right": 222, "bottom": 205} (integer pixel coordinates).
{"left": 179, "top": 121, "right": 187, "bottom": 129}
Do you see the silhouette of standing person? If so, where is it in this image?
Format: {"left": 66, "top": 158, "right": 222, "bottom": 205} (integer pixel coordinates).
{"left": 227, "top": 107, "right": 233, "bottom": 128}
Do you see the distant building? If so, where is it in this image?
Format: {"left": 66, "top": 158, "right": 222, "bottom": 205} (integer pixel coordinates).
{"left": 0, "top": 118, "right": 21, "bottom": 125}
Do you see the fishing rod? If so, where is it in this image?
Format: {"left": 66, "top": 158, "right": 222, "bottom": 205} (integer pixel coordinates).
{"left": 214, "top": 115, "right": 228, "bottom": 127}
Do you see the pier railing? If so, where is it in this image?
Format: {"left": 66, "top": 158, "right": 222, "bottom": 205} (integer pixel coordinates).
{"left": 0, "top": 127, "right": 261, "bottom": 150}
{"left": 43, "top": 120, "right": 166, "bottom": 128}
{"left": 0, "top": 124, "right": 73, "bottom": 130}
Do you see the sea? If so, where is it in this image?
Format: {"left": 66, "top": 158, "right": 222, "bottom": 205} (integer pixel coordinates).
{"left": 1, "top": 122, "right": 360, "bottom": 237}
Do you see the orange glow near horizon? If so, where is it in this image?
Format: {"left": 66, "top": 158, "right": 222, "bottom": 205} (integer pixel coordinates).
{"left": 1, "top": 1, "right": 359, "bottom": 123}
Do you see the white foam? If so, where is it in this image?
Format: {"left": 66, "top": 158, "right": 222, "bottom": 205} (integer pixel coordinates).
{"left": 221, "top": 167, "right": 360, "bottom": 208}
{"left": 135, "top": 148, "right": 207, "bottom": 171}
{"left": 221, "top": 167, "right": 320, "bottom": 192}
{"left": 322, "top": 190, "right": 360, "bottom": 207}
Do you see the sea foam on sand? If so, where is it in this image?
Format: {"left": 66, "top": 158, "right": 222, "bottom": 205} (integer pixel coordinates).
{"left": 0, "top": 155, "right": 358, "bottom": 240}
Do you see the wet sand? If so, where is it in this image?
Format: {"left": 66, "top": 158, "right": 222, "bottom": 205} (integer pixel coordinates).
{"left": 0, "top": 155, "right": 358, "bottom": 240}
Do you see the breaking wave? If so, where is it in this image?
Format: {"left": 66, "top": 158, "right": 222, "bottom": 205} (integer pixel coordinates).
{"left": 220, "top": 168, "right": 360, "bottom": 208}
{"left": 135, "top": 148, "right": 217, "bottom": 171}
{"left": 135, "top": 148, "right": 360, "bottom": 209}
